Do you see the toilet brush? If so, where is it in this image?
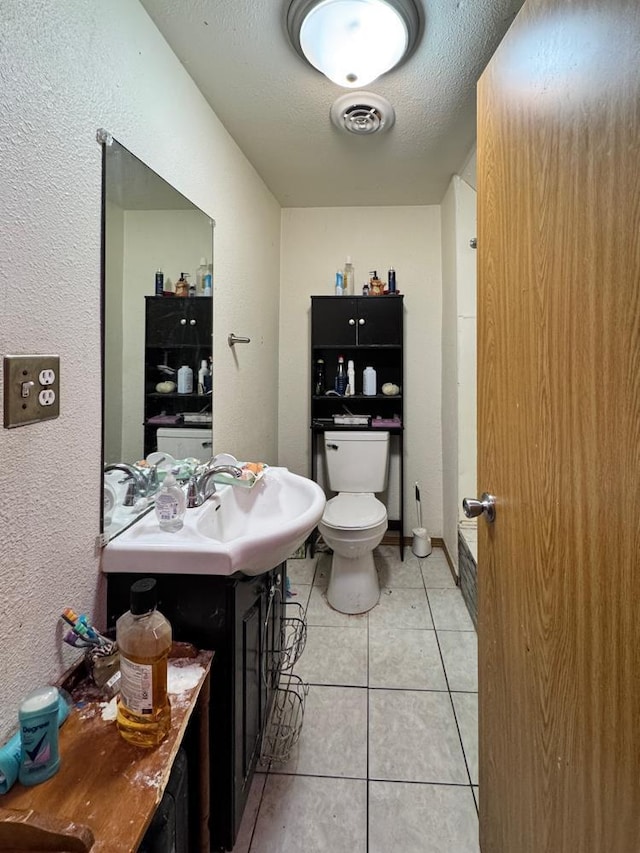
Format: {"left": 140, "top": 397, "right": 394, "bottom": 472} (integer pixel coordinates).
{"left": 412, "top": 482, "right": 432, "bottom": 557}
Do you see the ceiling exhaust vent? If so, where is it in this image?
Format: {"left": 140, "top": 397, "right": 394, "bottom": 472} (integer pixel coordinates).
{"left": 330, "top": 92, "right": 395, "bottom": 135}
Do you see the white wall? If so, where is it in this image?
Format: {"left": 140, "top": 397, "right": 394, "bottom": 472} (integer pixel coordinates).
{"left": 0, "top": 0, "right": 280, "bottom": 740}
{"left": 440, "top": 175, "right": 477, "bottom": 569}
{"left": 104, "top": 201, "right": 125, "bottom": 463}
{"left": 279, "top": 207, "right": 443, "bottom": 538}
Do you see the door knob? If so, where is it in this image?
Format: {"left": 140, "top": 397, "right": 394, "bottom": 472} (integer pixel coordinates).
{"left": 462, "top": 493, "right": 496, "bottom": 523}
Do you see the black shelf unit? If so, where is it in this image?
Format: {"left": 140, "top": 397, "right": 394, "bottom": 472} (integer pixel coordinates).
{"left": 310, "top": 295, "right": 404, "bottom": 558}
{"left": 144, "top": 296, "right": 212, "bottom": 458}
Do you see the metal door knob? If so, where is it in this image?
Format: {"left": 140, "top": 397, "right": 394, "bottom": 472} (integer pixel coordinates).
{"left": 462, "top": 493, "right": 496, "bottom": 523}
{"left": 359, "top": 318, "right": 365, "bottom": 325}
{"left": 349, "top": 318, "right": 355, "bottom": 326}
{"left": 180, "top": 318, "right": 187, "bottom": 325}
{"left": 190, "top": 319, "right": 196, "bottom": 326}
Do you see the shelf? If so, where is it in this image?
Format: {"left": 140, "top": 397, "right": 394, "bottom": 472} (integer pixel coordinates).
{"left": 312, "top": 394, "right": 401, "bottom": 401}
{"left": 147, "top": 392, "right": 210, "bottom": 399}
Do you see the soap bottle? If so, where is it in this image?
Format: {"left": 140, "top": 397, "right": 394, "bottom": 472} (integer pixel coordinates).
{"left": 335, "top": 355, "right": 347, "bottom": 395}
{"left": 116, "top": 578, "right": 172, "bottom": 748}
{"left": 198, "top": 359, "right": 210, "bottom": 394}
{"left": 347, "top": 360, "right": 356, "bottom": 396}
{"left": 155, "top": 469, "right": 186, "bottom": 532}
{"left": 175, "top": 272, "right": 189, "bottom": 297}
{"left": 363, "top": 365, "right": 377, "bottom": 396}
{"left": 343, "top": 257, "right": 354, "bottom": 296}
{"left": 177, "top": 364, "right": 193, "bottom": 394}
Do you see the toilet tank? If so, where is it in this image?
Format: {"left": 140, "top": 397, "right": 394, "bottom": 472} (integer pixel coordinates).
{"left": 324, "top": 431, "right": 390, "bottom": 493}
{"left": 156, "top": 428, "right": 212, "bottom": 462}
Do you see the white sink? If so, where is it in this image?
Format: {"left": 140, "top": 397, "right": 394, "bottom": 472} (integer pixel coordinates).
{"left": 101, "top": 467, "right": 326, "bottom": 576}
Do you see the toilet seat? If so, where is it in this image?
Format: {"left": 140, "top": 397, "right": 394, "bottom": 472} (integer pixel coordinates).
{"left": 322, "top": 493, "right": 387, "bottom": 530}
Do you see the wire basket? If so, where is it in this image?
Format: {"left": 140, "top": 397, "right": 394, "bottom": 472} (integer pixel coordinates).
{"left": 260, "top": 672, "right": 309, "bottom": 765}
{"left": 280, "top": 601, "right": 307, "bottom": 671}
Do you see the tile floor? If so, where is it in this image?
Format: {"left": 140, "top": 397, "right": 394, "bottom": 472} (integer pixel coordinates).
{"left": 233, "top": 545, "right": 479, "bottom": 853}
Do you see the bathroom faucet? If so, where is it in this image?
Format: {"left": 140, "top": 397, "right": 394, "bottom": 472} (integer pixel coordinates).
{"left": 104, "top": 463, "right": 149, "bottom": 506}
{"left": 186, "top": 465, "right": 242, "bottom": 508}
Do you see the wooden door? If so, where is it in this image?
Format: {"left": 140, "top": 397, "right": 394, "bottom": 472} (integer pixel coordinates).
{"left": 477, "top": 1, "right": 640, "bottom": 850}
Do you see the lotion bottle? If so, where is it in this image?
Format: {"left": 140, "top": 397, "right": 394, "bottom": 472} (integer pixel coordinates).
{"left": 177, "top": 364, "right": 193, "bottom": 394}
{"left": 154, "top": 470, "right": 186, "bottom": 532}
{"left": 363, "top": 365, "right": 377, "bottom": 396}
{"left": 347, "top": 360, "right": 356, "bottom": 396}
{"left": 198, "top": 359, "right": 210, "bottom": 394}
{"left": 343, "top": 257, "right": 354, "bottom": 296}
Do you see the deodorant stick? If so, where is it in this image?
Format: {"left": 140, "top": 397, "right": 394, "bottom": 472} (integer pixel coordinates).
{"left": 18, "top": 686, "right": 61, "bottom": 785}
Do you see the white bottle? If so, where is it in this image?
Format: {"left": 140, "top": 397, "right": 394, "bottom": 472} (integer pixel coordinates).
{"left": 154, "top": 471, "right": 186, "bottom": 532}
{"left": 347, "top": 360, "right": 356, "bottom": 396}
{"left": 177, "top": 365, "right": 193, "bottom": 394}
{"left": 343, "top": 257, "right": 354, "bottom": 296}
{"left": 196, "top": 258, "right": 208, "bottom": 294}
{"left": 198, "top": 359, "right": 210, "bottom": 394}
{"left": 363, "top": 366, "right": 377, "bottom": 396}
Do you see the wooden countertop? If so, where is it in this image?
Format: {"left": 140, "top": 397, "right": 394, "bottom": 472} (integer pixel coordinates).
{"left": 0, "top": 649, "right": 212, "bottom": 852}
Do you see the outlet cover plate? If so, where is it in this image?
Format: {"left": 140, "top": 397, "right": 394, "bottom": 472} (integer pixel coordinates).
{"left": 4, "top": 354, "right": 60, "bottom": 428}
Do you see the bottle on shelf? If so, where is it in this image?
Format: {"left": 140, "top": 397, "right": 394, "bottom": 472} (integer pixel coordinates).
{"left": 314, "top": 358, "right": 326, "bottom": 396}
{"left": 177, "top": 364, "right": 193, "bottom": 394}
{"left": 175, "top": 272, "right": 189, "bottom": 297}
{"left": 388, "top": 267, "right": 397, "bottom": 293}
{"left": 198, "top": 359, "right": 210, "bottom": 394}
{"left": 343, "top": 257, "right": 354, "bottom": 296}
{"left": 196, "top": 258, "right": 208, "bottom": 294}
{"left": 335, "top": 270, "right": 344, "bottom": 295}
{"left": 116, "top": 578, "right": 172, "bottom": 748}
{"left": 335, "top": 355, "right": 347, "bottom": 395}
{"left": 363, "top": 365, "right": 377, "bottom": 396}
{"left": 155, "top": 268, "right": 164, "bottom": 296}
{"left": 347, "top": 360, "right": 356, "bottom": 396}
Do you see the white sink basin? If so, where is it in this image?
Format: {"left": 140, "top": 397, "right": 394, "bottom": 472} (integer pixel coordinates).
{"left": 101, "top": 467, "right": 326, "bottom": 576}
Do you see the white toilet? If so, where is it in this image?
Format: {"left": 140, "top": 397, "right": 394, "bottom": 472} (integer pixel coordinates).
{"left": 318, "top": 431, "right": 390, "bottom": 614}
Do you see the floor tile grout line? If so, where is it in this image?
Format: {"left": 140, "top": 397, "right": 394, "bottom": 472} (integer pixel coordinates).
{"left": 421, "top": 566, "right": 478, "bottom": 794}
{"left": 366, "top": 596, "right": 371, "bottom": 853}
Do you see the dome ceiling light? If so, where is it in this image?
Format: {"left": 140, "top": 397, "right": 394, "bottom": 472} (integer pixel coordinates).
{"left": 286, "top": 0, "right": 422, "bottom": 89}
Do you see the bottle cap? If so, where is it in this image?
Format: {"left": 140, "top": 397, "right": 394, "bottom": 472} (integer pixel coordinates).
{"left": 201, "top": 359, "right": 208, "bottom": 368}
{"left": 130, "top": 578, "right": 157, "bottom": 615}
{"left": 346, "top": 255, "right": 352, "bottom": 264}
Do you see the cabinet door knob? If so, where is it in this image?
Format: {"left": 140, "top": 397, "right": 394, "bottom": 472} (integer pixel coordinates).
{"left": 359, "top": 318, "right": 365, "bottom": 325}
{"left": 190, "top": 319, "right": 196, "bottom": 326}
{"left": 348, "top": 318, "right": 355, "bottom": 326}
{"left": 180, "top": 318, "right": 187, "bottom": 325}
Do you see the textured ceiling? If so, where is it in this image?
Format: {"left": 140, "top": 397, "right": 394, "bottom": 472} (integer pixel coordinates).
{"left": 140, "top": 0, "right": 524, "bottom": 206}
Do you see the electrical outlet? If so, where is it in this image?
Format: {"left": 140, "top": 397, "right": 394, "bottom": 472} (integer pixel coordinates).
{"left": 38, "top": 389, "right": 56, "bottom": 406}
{"left": 4, "top": 355, "right": 60, "bottom": 427}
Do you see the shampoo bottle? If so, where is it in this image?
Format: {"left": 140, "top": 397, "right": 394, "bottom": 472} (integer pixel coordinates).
{"left": 335, "top": 270, "right": 344, "bottom": 295}
{"left": 335, "top": 355, "right": 347, "bottom": 395}
{"left": 196, "top": 258, "right": 208, "bottom": 294}
{"left": 116, "top": 578, "right": 172, "bottom": 748}
{"left": 154, "top": 470, "right": 186, "bottom": 533}
{"left": 343, "top": 257, "right": 354, "bottom": 296}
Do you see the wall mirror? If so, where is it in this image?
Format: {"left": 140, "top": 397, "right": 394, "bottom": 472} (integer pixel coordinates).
{"left": 101, "top": 135, "right": 214, "bottom": 540}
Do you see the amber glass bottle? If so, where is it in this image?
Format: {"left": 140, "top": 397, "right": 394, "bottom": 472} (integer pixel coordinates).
{"left": 116, "top": 578, "right": 172, "bottom": 748}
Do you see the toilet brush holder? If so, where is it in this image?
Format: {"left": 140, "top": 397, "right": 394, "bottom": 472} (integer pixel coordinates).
{"left": 412, "top": 527, "right": 432, "bottom": 558}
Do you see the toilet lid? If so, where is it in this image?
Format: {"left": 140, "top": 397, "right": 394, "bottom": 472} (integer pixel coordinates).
{"left": 322, "top": 493, "right": 387, "bottom": 529}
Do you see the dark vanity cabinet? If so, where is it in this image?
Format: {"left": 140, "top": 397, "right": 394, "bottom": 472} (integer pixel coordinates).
{"left": 143, "top": 296, "right": 213, "bottom": 457}
{"left": 311, "top": 295, "right": 405, "bottom": 554}
{"left": 107, "top": 566, "right": 285, "bottom": 852}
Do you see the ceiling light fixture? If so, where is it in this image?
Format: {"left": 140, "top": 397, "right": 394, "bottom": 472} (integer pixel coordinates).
{"left": 286, "top": 0, "right": 422, "bottom": 89}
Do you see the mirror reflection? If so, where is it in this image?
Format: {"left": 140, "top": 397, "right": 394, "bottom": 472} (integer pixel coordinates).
{"left": 102, "top": 137, "right": 214, "bottom": 540}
